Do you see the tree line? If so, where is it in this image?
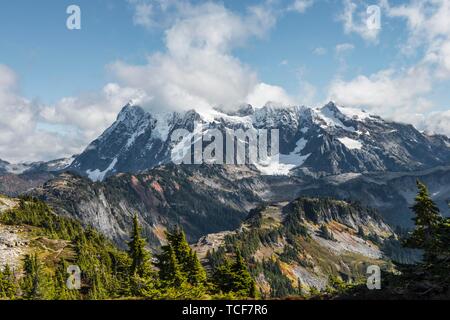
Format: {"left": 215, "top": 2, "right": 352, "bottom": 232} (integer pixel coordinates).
{"left": 0, "top": 198, "right": 256, "bottom": 300}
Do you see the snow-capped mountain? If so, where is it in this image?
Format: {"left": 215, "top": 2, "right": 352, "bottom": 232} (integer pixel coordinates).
{"left": 0, "top": 156, "right": 76, "bottom": 175}
{"left": 0, "top": 157, "right": 76, "bottom": 196}
{"left": 68, "top": 101, "right": 450, "bottom": 181}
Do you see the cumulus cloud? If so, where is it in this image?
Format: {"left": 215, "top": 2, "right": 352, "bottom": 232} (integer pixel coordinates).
{"left": 111, "top": 1, "right": 291, "bottom": 112}
{"left": 246, "top": 83, "right": 294, "bottom": 108}
{"left": 0, "top": 65, "right": 145, "bottom": 162}
{"left": 0, "top": 65, "right": 77, "bottom": 162}
{"left": 0, "top": 1, "right": 295, "bottom": 162}
{"left": 0, "top": 65, "right": 147, "bottom": 162}
{"left": 288, "top": 0, "right": 315, "bottom": 13}
{"left": 329, "top": 0, "right": 450, "bottom": 135}
{"left": 40, "top": 83, "right": 150, "bottom": 143}
{"left": 328, "top": 67, "right": 433, "bottom": 115}
{"left": 421, "top": 110, "right": 450, "bottom": 136}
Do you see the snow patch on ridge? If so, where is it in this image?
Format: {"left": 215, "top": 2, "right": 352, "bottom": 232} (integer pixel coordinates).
{"left": 338, "top": 137, "right": 363, "bottom": 150}
{"left": 315, "top": 107, "right": 356, "bottom": 132}
{"left": 86, "top": 158, "right": 118, "bottom": 182}
{"left": 336, "top": 106, "right": 372, "bottom": 120}
{"left": 257, "top": 138, "right": 310, "bottom": 175}
{"left": 4, "top": 163, "right": 31, "bottom": 174}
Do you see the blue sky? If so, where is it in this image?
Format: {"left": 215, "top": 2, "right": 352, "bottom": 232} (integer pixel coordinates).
{"left": 0, "top": 0, "right": 408, "bottom": 102}
{"left": 0, "top": 0, "right": 450, "bottom": 162}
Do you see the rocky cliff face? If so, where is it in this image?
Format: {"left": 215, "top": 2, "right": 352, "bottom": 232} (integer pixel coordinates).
{"left": 30, "top": 165, "right": 276, "bottom": 248}
{"left": 28, "top": 163, "right": 450, "bottom": 251}
{"left": 296, "top": 166, "right": 450, "bottom": 226}
{"left": 193, "top": 197, "right": 413, "bottom": 297}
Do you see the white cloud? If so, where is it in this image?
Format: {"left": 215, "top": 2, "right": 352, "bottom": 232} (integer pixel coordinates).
{"left": 127, "top": 0, "right": 183, "bottom": 29}
{"left": 328, "top": 66, "right": 433, "bottom": 122}
{"left": 0, "top": 65, "right": 78, "bottom": 162}
{"left": 246, "top": 83, "right": 294, "bottom": 108}
{"left": 40, "top": 83, "right": 150, "bottom": 144}
{"left": 110, "top": 1, "right": 290, "bottom": 113}
{"left": 420, "top": 110, "right": 450, "bottom": 136}
{"left": 0, "top": 64, "right": 149, "bottom": 163}
{"left": 329, "top": 0, "right": 450, "bottom": 135}
{"left": 288, "top": 0, "right": 315, "bottom": 13}
{"left": 130, "top": 1, "right": 154, "bottom": 28}
{"left": 335, "top": 43, "right": 355, "bottom": 54}
{"left": 313, "top": 47, "right": 327, "bottom": 55}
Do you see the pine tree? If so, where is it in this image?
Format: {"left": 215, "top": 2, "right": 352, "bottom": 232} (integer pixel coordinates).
{"left": 185, "top": 249, "right": 207, "bottom": 285}
{"left": 155, "top": 244, "right": 184, "bottom": 287}
{"left": 0, "top": 265, "right": 17, "bottom": 299}
{"left": 127, "top": 215, "right": 152, "bottom": 277}
{"left": 126, "top": 215, "right": 157, "bottom": 297}
{"left": 231, "top": 250, "right": 256, "bottom": 297}
{"left": 166, "top": 228, "right": 207, "bottom": 285}
{"left": 406, "top": 180, "right": 443, "bottom": 262}
{"left": 21, "top": 254, "right": 49, "bottom": 299}
{"left": 212, "top": 250, "right": 257, "bottom": 298}
{"left": 212, "top": 258, "right": 234, "bottom": 293}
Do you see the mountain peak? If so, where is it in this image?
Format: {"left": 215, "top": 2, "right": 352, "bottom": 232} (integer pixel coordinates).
{"left": 67, "top": 101, "right": 450, "bottom": 181}
{"left": 117, "top": 103, "right": 146, "bottom": 123}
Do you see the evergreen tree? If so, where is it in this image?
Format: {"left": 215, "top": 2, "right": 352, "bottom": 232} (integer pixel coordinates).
{"left": 212, "top": 250, "right": 257, "bottom": 298}
{"left": 127, "top": 215, "right": 152, "bottom": 277}
{"left": 406, "top": 181, "right": 443, "bottom": 262}
{"left": 231, "top": 250, "right": 256, "bottom": 296}
{"left": 0, "top": 265, "right": 17, "bottom": 299}
{"left": 185, "top": 249, "right": 207, "bottom": 285}
{"left": 161, "top": 228, "right": 207, "bottom": 286}
{"left": 155, "top": 244, "right": 184, "bottom": 287}
{"left": 21, "top": 254, "right": 50, "bottom": 299}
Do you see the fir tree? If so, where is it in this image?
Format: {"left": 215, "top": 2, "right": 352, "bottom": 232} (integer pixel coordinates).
{"left": 0, "top": 265, "right": 17, "bottom": 299}
{"left": 406, "top": 180, "right": 443, "bottom": 262}
{"left": 166, "top": 228, "right": 207, "bottom": 285}
{"left": 185, "top": 249, "right": 207, "bottom": 285}
{"left": 21, "top": 254, "right": 48, "bottom": 300}
{"left": 53, "top": 261, "right": 79, "bottom": 300}
{"left": 127, "top": 215, "right": 152, "bottom": 277}
{"left": 212, "top": 250, "right": 257, "bottom": 298}
{"left": 155, "top": 244, "right": 184, "bottom": 287}
{"left": 231, "top": 250, "right": 257, "bottom": 297}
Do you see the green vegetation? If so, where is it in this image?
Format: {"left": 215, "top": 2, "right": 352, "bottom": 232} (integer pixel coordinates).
{"left": 0, "top": 197, "right": 257, "bottom": 300}
{"left": 0, "top": 265, "right": 17, "bottom": 299}
{"left": 1, "top": 182, "right": 448, "bottom": 300}
{"left": 332, "top": 181, "right": 450, "bottom": 299}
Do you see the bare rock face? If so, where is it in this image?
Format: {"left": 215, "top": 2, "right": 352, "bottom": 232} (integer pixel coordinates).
{"left": 30, "top": 165, "right": 268, "bottom": 248}
{"left": 193, "top": 197, "right": 416, "bottom": 296}
{"left": 0, "top": 196, "right": 26, "bottom": 271}
{"left": 0, "top": 224, "right": 29, "bottom": 271}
